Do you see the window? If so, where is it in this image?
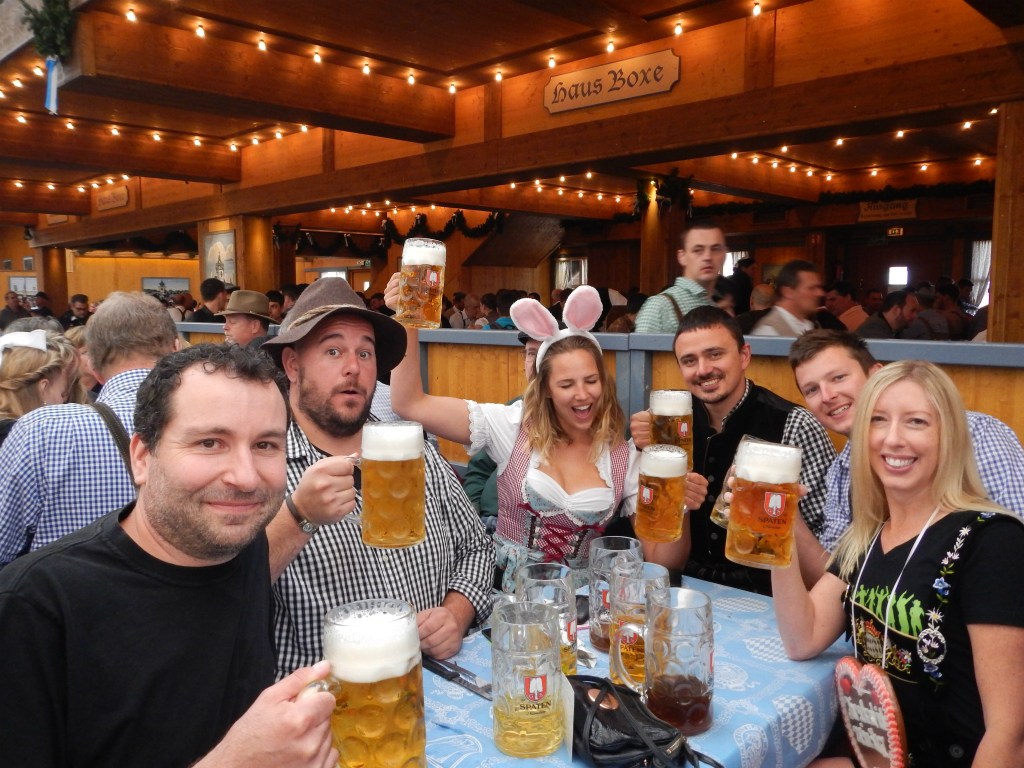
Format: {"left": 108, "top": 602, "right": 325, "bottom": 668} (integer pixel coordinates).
{"left": 722, "top": 251, "right": 749, "bottom": 277}
{"left": 970, "top": 240, "right": 991, "bottom": 308}
{"left": 888, "top": 266, "right": 909, "bottom": 289}
{"left": 555, "top": 257, "right": 587, "bottom": 289}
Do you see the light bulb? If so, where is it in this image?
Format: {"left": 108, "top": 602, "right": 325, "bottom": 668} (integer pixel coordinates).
{"left": 651, "top": 179, "right": 657, "bottom": 184}
{"left": 807, "top": 170, "right": 813, "bottom": 176}
{"left": 896, "top": 130, "right": 904, "bottom": 137}
{"left": 752, "top": 157, "right": 758, "bottom": 163}
{"left": 106, "top": 179, "right": 113, "bottom": 184}
{"left": 535, "top": 179, "right": 540, "bottom": 185}
{"left": 111, "top": 127, "right": 119, "bottom": 135}
{"left": 549, "top": 57, "right": 555, "bottom": 68}
{"left": 578, "top": 191, "right": 583, "bottom": 197}
{"left": 731, "top": 152, "right": 737, "bottom": 159}
{"left": 510, "top": 183, "right": 515, "bottom": 188}
{"left": 772, "top": 162, "right": 778, "bottom": 168}
{"left": 753, "top": 2, "right": 761, "bottom": 16}
{"left": 196, "top": 25, "right": 204, "bottom": 37}
{"left": 313, "top": 51, "right": 321, "bottom": 63}
{"left": 363, "top": 63, "right": 370, "bottom": 74}
{"left": 66, "top": 121, "right": 73, "bottom": 129}
{"left": 393, "top": 208, "right": 398, "bottom": 214}
{"left": 153, "top": 133, "right": 161, "bottom": 141}
{"left": 258, "top": 39, "right": 266, "bottom": 51}
{"left": 122, "top": 174, "right": 129, "bottom": 180}
{"left": 385, "top": 199, "right": 390, "bottom": 204}
{"left": 331, "top": 208, "right": 336, "bottom": 213}
{"left": 16, "top": 115, "right": 26, "bottom": 123}
{"left": 361, "top": 210, "right": 366, "bottom": 215}
{"left": 559, "top": 176, "right": 565, "bottom": 182}
{"left": 495, "top": 71, "right": 502, "bottom": 81}
{"left": 586, "top": 172, "right": 592, "bottom": 178}
{"left": 431, "top": 204, "right": 436, "bottom": 209}
{"left": 33, "top": 67, "right": 44, "bottom": 77}
{"left": 675, "top": 23, "right": 683, "bottom": 35}
{"left": 781, "top": 146, "right": 788, "bottom": 152}
{"left": 597, "top": 194, "right": 602, "bottom": 200}
{"left": 78, "top": 186, "right": 85, "bottom": 192}
{"left": 606, "top": 42, "right": 614, "bottom": 52}
{"left": 871, "top": 170, "right": 878, "bottom": 176}
{"left": 408, "top": 74, "right": 415, "bottom": 84}
{"left": 230, "top": 143, "right": 237, "bottom": 151}
{"left": 412, "top": 206, "right": 416, "bottom": 212}
{"left": 790, "top": 166, "right": 795, "bottom": 172}
{"left": 920, "top": 165, "right": 927, "bottom": 171}
{"left": 13, "top": 79, "right": 22, "bottom": 88}
{"left": 375, "top": 211, "right": 380, "bottom": 216}
{"left": 366, "top": 202, "right": 371, "bottom": 207}
{"left": 975, "top": 159, "right": 982, "bottom": 165}
{"left": 0, "top": 90, "right": 5, "bottom": 98}
{"left": 836, "top": 138, "right": 843, "bottom": 145}
{"left": 252, "top": 137, "right": 258, "bottom": 144}
{"left": 275, "top": 131, "right": 282, "bottom": 139}
{"left": 449, "top": 84, "right": 456, "bottom": 93}
{"left": 558, "top": 189, "right": 563, "bottom": 195}
{"left": 126, "top": 8, "right": 136, "bottom": 21}
{"left": 991, "top": 108, "right": 999, "bottom": 115}
{"left": 91, "top": 182, "right": 99, "bottom": 188}
{"left": 826, "top": 174, "right": 832, "bottom": 180}
{"left": 963, "top": 121, "right": 972, "bottom": 129}
{"left": 194, "top": 138, "right": 201, "bottom": 146}
{"left": 13, "top": 181, "right": 22, "bottom": 187}
{"left": 301, "top": 125, "right": 308, "bottom": 132}
{"left": 615, "top": 196, "right": 621, "bottom": 202}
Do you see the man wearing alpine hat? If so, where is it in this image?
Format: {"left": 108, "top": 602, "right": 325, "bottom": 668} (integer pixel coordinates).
{"left": 218, "top": 290, "right": 275, "bottom": 347}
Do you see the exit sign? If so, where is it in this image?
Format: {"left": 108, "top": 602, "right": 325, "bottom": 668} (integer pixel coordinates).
{"left": 888, "top": 227, "right": 904, "bottom": 237}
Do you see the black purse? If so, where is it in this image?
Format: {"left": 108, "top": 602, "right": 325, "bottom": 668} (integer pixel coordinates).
{"left": 569, "top": 675, "right": 725, "bottom": 768}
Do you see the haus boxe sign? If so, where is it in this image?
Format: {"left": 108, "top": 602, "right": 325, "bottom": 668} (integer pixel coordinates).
{"left": 544, "top": 49, "right": 680, "bottom": 114}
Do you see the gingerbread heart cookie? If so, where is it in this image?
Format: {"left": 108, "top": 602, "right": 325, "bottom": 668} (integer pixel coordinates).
{"left": 835, "top": 656, "right": 907, "bottom": 768}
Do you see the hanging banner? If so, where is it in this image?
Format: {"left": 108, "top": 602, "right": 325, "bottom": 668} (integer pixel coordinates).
{"left": 544, "top": 49, "right": 680, "bottom": 114}
{"left": 858, "top": 200, "right": 917, "bottom": 221}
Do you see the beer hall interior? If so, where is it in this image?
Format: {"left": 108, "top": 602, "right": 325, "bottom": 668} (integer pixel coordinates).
{"left": 2, "top": 0, "right": 1024, "bottom": 462}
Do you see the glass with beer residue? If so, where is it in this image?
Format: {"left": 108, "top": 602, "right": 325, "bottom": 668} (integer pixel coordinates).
{"left": 587, "top": 536, "right": 643, "bottom": 654}
{"left": 608, "top": 561, "right": 670, "bottom": 686}
{"left": 516, "top": 563, "right": 577, "bottom": 675}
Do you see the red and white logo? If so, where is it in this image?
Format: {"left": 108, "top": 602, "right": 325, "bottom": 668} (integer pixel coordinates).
{"left": 601, "top": 588, "right": 610, "bottom": 609}
{"left": 764, "top": 492, "right": 785, "bottom": 517}
{"left": 678, "top": 421, "right": 690, "bottom": 438}
{"left": 618, "top": 619, "right": 639, "bottom": 646}
{"left": 525, "top": 675, "right": 547, "bottom": 702}
{"left": 640, "top": 486, "right": 654, "bottom": 505}
{"left": 427, "top": 269, "right": 440, "bottom": 287}
{"left": 567, "top": 618, "right": 577, "bottom": 642}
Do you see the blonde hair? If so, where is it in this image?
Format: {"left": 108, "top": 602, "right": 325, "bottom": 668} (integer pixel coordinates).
{"left": 0, "top": 331, "right": 81, "bottom": 419}
{"left": 521, "top": 335, "right": 625, "bottom": 463}
{"left": 830, "top": 360, "right": 1009, "bottom": 579}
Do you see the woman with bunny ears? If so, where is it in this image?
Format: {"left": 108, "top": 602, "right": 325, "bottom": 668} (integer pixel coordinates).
{"left": 386, "top": 280, "right": 693, "bottom": 592}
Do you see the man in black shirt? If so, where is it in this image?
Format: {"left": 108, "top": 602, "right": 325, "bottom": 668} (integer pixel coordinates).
{"left": 0, "top": 290, "right": 31, "bottom": 330}
{"left": 31, "top": 291, "right": 54, "bottom": 317}
{"left": 58, "top": 293, "right": 92, "bottom": 329}
{"left": 191, "top": 277, "right": 229, "bottom": 323}
{"left": 0, "top": 344, "right": 337, "bottom": 768}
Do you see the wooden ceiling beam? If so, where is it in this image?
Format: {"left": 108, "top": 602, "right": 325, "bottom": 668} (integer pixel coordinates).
{"left": 0, "top": 111, "right": 241, "bottom": 184}
{"left": 960, "top": 0, "right": 1024, "bottom": 28}
{"left": 0, "top": 184, "right": 91, "bottom": 215}
{"left": 59, "top": 12, "right": 455, "bottom": 144}
{"left": 416, "top": 185, "right": 630, "bottom": 219}
{"left": 0, "top": 212, "right": 38, "bottom": 227}
{"left": 513, "top": 0, "right": 648, "bottom": 34}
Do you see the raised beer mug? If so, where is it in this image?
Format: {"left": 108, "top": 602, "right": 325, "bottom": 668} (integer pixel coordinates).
{"left": 397, "top": 237, "right": 446, "bottom": 329}
{"left": 724, "top": 440, "right": 803, "bottom": 569}
{"left": 360, "top": 421, "right": 426, "bottom": 549}
{"left": 515, "top": 563, "right": 577, "bottom": 675}
{"left": 649, "top": 390, "right": 694, "bottom": 471}
{"left": 587, "top": 536, "right": 643, "bottom": 654}
{"left": 634, "top": 444, "right": 688, "bottom": 543}
{"left": 611, "top": 587, "right": 714, "bottom": 737}
{"left": 709, "top": 434, "right": 770, "bottom": 528}
{"left": 307, "top": 599, "right": 426, "bottom": 767}
{"left": 608, "top": 561, "right": 670, "bottom": 687}
{"left": 491, "top": 602, "right": 565, "bottom": 758}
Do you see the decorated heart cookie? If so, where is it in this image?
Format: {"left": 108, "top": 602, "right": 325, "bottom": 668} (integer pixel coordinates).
{"left": 835, "top": 656, "right": 907, "bottom": 768}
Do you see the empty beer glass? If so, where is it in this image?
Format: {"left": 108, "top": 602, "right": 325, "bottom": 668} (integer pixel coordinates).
{"left": 491, "top": 602, "right": 565, "bottom": 758}
{"left": 649, "top": 390, "right": 694, "bottom": 471}
{"left": 608, "top": 561, "right": 670, "bottom": 686}
{"left": 725, "top": 440, "right": 802, "bottom": 569}
{"left": 611, "top": 588, "right": 714, "bottom": 736}
{"left": 516, "top": 563, "right": 577, "bottom": 675}
{"left": 397, "top": 238, "right": 446, "bottom": 328}
{"left": 310, "top": 599, "right": 426, "bottom": 767}
{"left": 588, "top": 536, "right": 643, "bottom": 654}
{"left": 634, "top": 444, "right": 688, "bottom": 543}
{"left": 709, "top": 434, "right": 768, "bottom": 528}
{"left": 360, "top": 421, "right": 426, "bottom": 549}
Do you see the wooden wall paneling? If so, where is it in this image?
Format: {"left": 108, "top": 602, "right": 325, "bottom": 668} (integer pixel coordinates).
{"left": 139, "top": 178, "right": 220, "bottom": 209}
{"left": 744, "top": 9, "right": 776, "bottom": 92}
{"left": 239, "top": 129, "right": 327, "bottom": 189}
{"left": 586, "top": 240, "right": 641, "bottom": 294}
{"left": 989, "top": 101, "right": 1024, "bottom": 343}
{"left": 39, "top": 247, "right": 68, "bottom": 311}
{"left": 484, "top": 81, "right": 503, "bottom": 142}
{"left": 67, "top": 255, "right": 200, "bottom": 302}
{"left": 188, "top": 332, "right": 228, "bottom": 345}
{"left": 239, "top": 216, "right": 276, "bottom": 293}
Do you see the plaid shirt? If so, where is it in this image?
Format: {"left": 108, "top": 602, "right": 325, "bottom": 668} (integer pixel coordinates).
{"left": 633, "top": 277, "right": 712, "bottom": 334}
{"left": 820, "top": 410, "right": 1024, "bottom": 551}
{"left": 0, "top": 369, "right": 146, "bottom": 568}
{"left": 272, "top": 419, "right": 495, "bottom": 679}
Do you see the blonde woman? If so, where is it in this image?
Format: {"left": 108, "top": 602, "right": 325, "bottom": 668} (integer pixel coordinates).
{"left": 63, "top": 326, "right": 101, "bottom": 400}
{"left": 387, "top": 282, "right": 696, "bottom": 591}
{"left": 0, "top": 330, "right": 81, "bottom": 447}
{"left": 772, "top": 361, "right": 1024, "bottom": 768}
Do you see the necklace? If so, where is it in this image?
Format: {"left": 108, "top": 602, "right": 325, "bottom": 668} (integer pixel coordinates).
{"left": 850, "top": 506, "right": 940, "bottom": 671}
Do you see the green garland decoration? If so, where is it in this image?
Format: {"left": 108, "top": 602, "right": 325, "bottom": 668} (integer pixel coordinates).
{"left": 20, "top": 0, "right": 77, "bottom": 61}
{"left": 818, "top": 179, "right": 995, "bottom": 205}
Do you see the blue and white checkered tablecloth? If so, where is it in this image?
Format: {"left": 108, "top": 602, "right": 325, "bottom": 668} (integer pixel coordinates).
{"left": 423, "top": 578, "right": 851, "bottom": 768}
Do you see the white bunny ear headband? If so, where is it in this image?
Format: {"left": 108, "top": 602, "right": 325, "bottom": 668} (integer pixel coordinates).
{"left": 0, "top": 328, "right": 48, "bottom": 367}
{"left": 510, "top": 285, "right": 604, "bottom": 372}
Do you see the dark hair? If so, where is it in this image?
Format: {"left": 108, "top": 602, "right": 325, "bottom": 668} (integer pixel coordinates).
{"left": 865, "top": 288, "right": 884, "bottom": 298}
{"left": 480, "top": 292, "right": 498, "bottom": 312}
{"left": 680, "top": 218, "right": 722, "bottom": 249}
{"left": 529, "top": 292, "right": 541, "bottom": 301}
{"left": 453, "top": 292, "right": 466, "bottom": 302}
{"left": 370, "top": 292, "right": 385, "bottom": 301}
{"left": 674, "top": 305, "right": 745, "bottom": 351}
{"left": 626, "top": 292, "right": 648, "bottom": 314}
{"left": 775, "top": 260, "right": 819, "bottom": 295}
{"left": 199, "top": 278, "right": 226, "bottom": 302}
{"left": 69, "top": 294, "right": 89, "bottom": 305}
{"left": 957, "top": 278, "right": 974, "bottom": 290}
{"left": 826, "top": 280, "right": 856, "bottom": 298}
{"left": 714, "top": 276, "right": 736, "bottom": 298}
{"left": 935, "top": 275, "right": 954, "bottom": 288}
{"left": 788, "top": 329, "right": 877, "bottom": 375}
{"left": 35, "top": 291, "right": 49, "bottom": 299}
{"left": 266, "top": 290, "right": 284, "bottom": 304}
{"left": 915, "top": 280, "right": 933, "bottom": 292}
{"left": 736, "top": 257, "right": 756, "bottom": 270}
{"left": 916, "top": 292, "right": 936, "bottom": 309}
{"left": 281, "top": 284, "right": 306, "bottom": 302}
{"left": 937, "top": 284, "right": 960, "bottom": 302}
{"left": 497, "top": 289, "right": 518, "bottom": 316}
{"left": 134, "top": 343, "right": 287, "bottom": 450}
{"left": 881, "top": 290, "right": 910, "bottom": 313}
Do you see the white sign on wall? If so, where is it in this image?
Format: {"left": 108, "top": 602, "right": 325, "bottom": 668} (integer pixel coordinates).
{"left": 544, "top": 49, "right": 680, "bottom": 114}
{"left": 97, "top": 185, "right": 130, "bottom": 211}
{"left": 858, "top": 199, "right": 917, "bottom": 222}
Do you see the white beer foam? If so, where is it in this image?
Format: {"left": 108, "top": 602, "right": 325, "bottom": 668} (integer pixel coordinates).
{"left": 640, "top": 445, "right": 688, "bottom": 478}
{"left": 402, "top": 238, "right": 446, "bottom": 267}
{"left": 324, "top": 612, "right": 421, "bottom": 683}
{"left": 650, "top": 390, "right": 693, "bottom": 417}
{"left": 735, "top": 441, "right": 801, "bottom": 484}
{"left": 361, "top": 421, "right": 424, "bottom": 461}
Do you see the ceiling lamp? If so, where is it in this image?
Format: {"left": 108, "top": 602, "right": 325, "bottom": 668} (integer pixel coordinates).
{"left": 251, "top": 137, "right": 259, "bottom": 144}
{"left": 408, "top": 74, "right": 415, "bottom": 84}
{"left": 963, "top": 121, "right": 972, "bottom": 129}
{"left": 126, "top": 8, "right": 136, "bottom": 21}
{"left": 300, "top": 125, "right": 308, "bottom": 132}
{"left": 313, "top": 51, "right": 322, "bottom": 63}
{"left": 153, "top": 133, "right": 161, "bottom": 141}
{"left": 275, "top": 131, "right": 282, "bottom": 139}
{"left": 606, "top": 42, "right": 615, "bottom": 53}
{"left": 363, "top": 63, "right": 370, "bottom": 74}
{"left": 675, "top": 23, "right": 683, "bottom": 35}
{"left": 258, "top": 39, "right": 267, "bottom": 51}
{"left": 13, "top": 79, "right": 23, "bottom": 88}
{"left": 196, "top": 24, "right": 205, "bottom": 37}
{"left": 836, "top": 138, "right": 844, "bottom": 145}
{"left": 753, "top": 2, "right": 761, "bottom": 16}
{"left": 549, "top": 57, "right": 556, "bottom": 68}
{"left": 230, "top": 143, "right": 237, "bottom": 151}
{"left": 495, "top": 71, "right": 502, "bottom": 81}
{"left": 896, "top": 130, "right": 904, "bottom": 138}
{"left": 449, "top": 84, "right": 456, "bottom": 93}
{"left": 781, "top": 146, "right": 788, "bottom": 152}
{"left": 33, "top": 67, "right": 44, "bottom": 77}
{"left": 16, "top": 115, "right": 26, "bottom": 123}
{"left": 111, "top": 127, "right": 119, "bottom": 135}
{"left": 193, "top": 138, "right": 201, "bottom": 146}
{"left": 65, "top": 121, "right": 73, "bottom": 129}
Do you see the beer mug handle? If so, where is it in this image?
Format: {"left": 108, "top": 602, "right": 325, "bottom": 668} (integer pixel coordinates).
{"left": 344, "top": 456, "right": 362, "bottom": 526}
{"left": 610, "top": 622, "right": 646, "bottom": 694}
{"left": 297, "top": 677, "right": 331, "bottom": 700}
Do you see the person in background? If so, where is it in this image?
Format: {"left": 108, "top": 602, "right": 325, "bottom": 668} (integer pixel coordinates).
{"left": 31, "top": 292, "right": 53, "bottom": 318}
{"left": 607, "top": 292, "right": 648, "bottom": 333}
{"left": 0, "top": 330, "right": 81, "bottom": 448}
{"left": 266, "top": 289, "right": 285, "bottom": 323}
{"left": 449, "top": 293, "right": 479, "bottom": 329}
{"left": 64, "top": 325, "right": 103, "bottom": 399}
{"left": 474, "top": 292, "right": 499, "bottom": 328}
{"left": 855, "top": 290, "right": 919, "bottom": 339}
{"left": 731, "top": 256, "right": 757, "bottom": 314}
{"left": 735, "top": 283, "right": 775, "bottom": 334}
{"left": 440, "top": 295, "right": 454, "bottom": 327}
{"left": 936, "top": 284, "right": 971, "bottom": 340}
{"left": 529, "top": 292, "right": 541, "bottom": 302}
{"left": 751, "top": 260, "right": 824, "bottom": 336}
{"left": 280, "top": 284, "right": 306, "bottom": 319}
{"left": 167, "top": 293, "right": 193, "bottom": 322}
{"left": 712, "top": 276, "right": 737, "bottom": 316}
{"left": 220, "top": 290, "right": 274, "bottom": 347}
{"left": 958, "top": 277, "right": 978, "bottom": 315}
{"left": 191, "top": 278, "right": 228, "bottom": 323}
{"left": 368, "top": 292, "right": 396, "bottom": 316}
{"left": 2, "top": 316, "right": 64, "bottom": 335}
{"left": 823, "top": 281, "right": 868, "bottom": 331}
{"left": 902, "top": 291, "right": 950, "bottom": 340}
{"left": 0, "top": 291, "right": 32, "bottom": 331}
{"left": 484, "top": 290, "right": 519, "bottom": 330}
{"left": 58, "top": 294, "right": 92, "bottom": 330}
{"left": 549, "top": 288, "right": 564, "bottom": 322}
{"left": 862, "top": 288, "right": 884, "bottom": 316}
{"left": 446, "top": 292, "right": 466, "bottom": 321}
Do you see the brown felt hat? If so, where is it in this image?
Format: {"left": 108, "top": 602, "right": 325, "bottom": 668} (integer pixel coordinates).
{"left": 216, "top": 290, "right": 275, "bottom": 322}
{"left": 261, "top": 277, "right": 407, "bottom": 373}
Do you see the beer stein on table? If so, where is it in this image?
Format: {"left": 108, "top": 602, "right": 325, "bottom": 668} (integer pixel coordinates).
{"left": 709, "top": 434, "right": 769, "bottom": 528}
{"left": 634, "top": 444, "right": 688, "bottom": 543}
{"left": 611, "top": 587, "right": 714, "bottom": 736}
{"left": 516, "top": 563, "right": 577, "bottom": 675}
{"left": 491, "top": 602, "right": 565, "bottom": 758}
{"left": 397, "top": 237, "right": 446, "bottom": 328}
{"left": 724, "top": 439, "right": 802, "bottom": 569}
{"left": 649, "top": 389, "right": 693, "bottom": 471}
{"left": 587, "top": 536, "right": 643, "bottom": 654}
{"left": 309, "top": 599, "right": 426, "bottom": 767}
{"left": 359, "top": 421, "right": 426, "bottom": 549}
{"left": 608, "top": 561, "right": 670, "bottom": 686}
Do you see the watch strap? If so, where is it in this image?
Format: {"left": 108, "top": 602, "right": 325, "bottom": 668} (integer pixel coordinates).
{"left": 285, "top": 493, "right": 318, "bottom": 533}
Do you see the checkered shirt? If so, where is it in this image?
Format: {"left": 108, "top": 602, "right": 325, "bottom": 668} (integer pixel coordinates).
{"left": 820, "top": 410, "right": 1024, "bottom": 551}
{"left": 272, "top": 419, "right": 495, "bottom": 679}
{"left": 0, "top": 369, "right": 146, "bottom": 568}
{"left": 633, "top": 277, "right": 712, "bottom": 334}
{"left": 778, "top": 405, "right": 836, "bottom": 538}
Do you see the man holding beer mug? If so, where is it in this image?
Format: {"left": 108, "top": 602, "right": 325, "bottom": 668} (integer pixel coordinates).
{"left": 631, "top": 307, "right": 836, "bottom": 594}
{"left": 261, "top": 278, "right": 494, "bottom": 677}
{"left": 0, "top": 344, "right": 338, "bottom": 768}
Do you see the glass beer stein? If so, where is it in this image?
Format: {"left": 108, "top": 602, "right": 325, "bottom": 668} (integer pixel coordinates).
{"left": 608, "top": 561, "right": 670, "bottom": 686}
{"left": 516, "top": 563, "right": 577, "bottom": 675}
{"left": 709, "top": 434, "right": 769, "bottom": 528}
{"left": 724, "top": 440, "right": 803, "bottom": 569}
{"left": 308, "top": 599, "right": 426, "bottom": 768}
{"left": 491, "top": 602, "right": 565, "bottom": 758}
{"left": 359, "top": 421, "right": 426, "bottom": 549}
{"left": 397, "top": 238, "right": 446, "bottom": 328}
{"left": 611, "top": 587, "right": 714, "bottom": 736}
{"left": 649, "top": 390, "right": 694, "bottom": 471}
{"left": 634, "top": 444, "right": 688, "bottom": 543}
{"left": 587, "top": 536, "right": 643, "bottom": 654}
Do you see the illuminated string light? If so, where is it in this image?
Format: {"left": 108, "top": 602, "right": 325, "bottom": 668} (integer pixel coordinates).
{"left": 597, "top": 194, "right": 602, "bottom": 200}
{"left": 963, "top": 121, "right": 972, "bottom": 129}
{"left": 578, "top": 191, "right": 583, "bottom": 197}
{"left": 675, "top": 23, "right": 683, "bottom": 35}
{"left": 363, "top": 63, "right": 370, "bottom": 74}
{"left": 826, "top": 174, "right": 832, "bottom": 180}
{"left": 449, "top": 84, "right": 456, "bottom": 93}
{"left": 752, "top": 157, "right": 758, "bottom": 164}
{"left": 806, "top": 170, "right": 813, "bottom": 176}
{"left": 361, "top": 209, "right": 366, "bottom": 215}
{"left": 559, "top": 176, "right": 566, "bottom": 182}
{"left": 606, "top": 42, "right": 615, "bottom": 53}
{"left": 65, "top": 121, "right": 73, "bottom": 129}
{"left": 111, "top": 127, "right": 119, "bottom": 135}
{"left": 78, "top": 186, "right": 85, "bottom": 192}
{"left": 510, "top": 182, "right": 515, "bottom": 188}
{"left": 772, "top": 162, "right": 778, "bottom": 168}
{"left": 408, "top": 74, "right": 415, "bottom": 84}
{"left": 385, "top": 199, "right": 390, "bottom": 204}
{"left": 193, "top": 138, "right": 201, "bottom": 146}
{"left": 615, "top": 196, "right": 621, "bottom": 202}
{"left": 790, "top": 166, "right": 796, "bottom": 172}
{"left": 836, "top": 138, "right": 844, "bottom": 145}
{"left": 731, "top": 153, "right": 738, "bottom": 159}
{"left": 121, "top": 174, "right": 129, "bottom": 180}
{"left": 535, "top": 179, "right": 540, "bottom": 185}
{"left": 752, "top": 2, "right": 761, "bottom": 16}
{"left": 106, "top": 179, "right": 113, "bottom": 184}
{"left": 495, "top": 71, "right": 502, "bottom": 81}
{"left": 375, "top": 211, "right": 380, "bottom": 216}
{"left": 781, "top": 146, "right": 788, "bottom": 152}
{"left": 13, "top": 79, "right": 22, "bottom": 88}
{"left": 91, "top": 182, "right": 99, "bottom": 188}
{"left": 16, "top": 115, "right": 26, "bottom": 123}
{"left": 331, "top": 207, "right": 336, "bottom": 212}
{"left": 975, "top": 159, "right": 983, "bottom": 165}
{"left": 549, "top": 57, "right": 556, "bottom": 68}
{"left": 301, "top": 125, "right": 308, "bottom": 132}
{"left": 313, "top": 51, "right": 322, "bottom": 63}
{"left": 275, "top": 131, "right": 282, "bottom": 139}
{"left": 196, "top": 24, "right": 204, "bottom": 37}
{"left": 252, "top": 137, "right": 259, "bottom": 144}
{"left": 412, "top": 206, "right": 416, "bottom": 212}
{"left": 230, "top": 143, "right": 237, "bottom": 151}
{"left": 258, "top": 39, "right": 266, "bottom": 51}
{"left": 871, "top": 170, "right": 878, "bottom": 176}
{"left": 126, "top": 8, "right": 136, "bottom": 21}
{"left": 586, "top": 172, "right": 592, "bottom": 178}
{"left": 153, "top": 133, "right": 161, "bottom": 141}
{"left": 13, "top": 181, "right": 22, "bottom": 187}
{"left": 393, "top": 208, "right": 398, "bottom": 214}
{"left": 33, "top": 67, "right": 44, "bottom": 77}
{"left": 921, "top": 165, "right": 928, "bottom": 171}
{"left": 896, "top": 130, "right": 904, "bottom": 137}
{"left": 558, "top": 189, "right": 563, "bottom": 195}
{"left": 431, "top": 204, "right": 436, "bottom": 209}
{"left": 366, "top": 202, "right": 371, "bottom": 207}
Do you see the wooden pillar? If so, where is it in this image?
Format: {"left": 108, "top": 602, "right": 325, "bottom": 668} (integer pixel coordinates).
{"left": 37, "top": 246, "right": 68, "bottom": 310}
{"left": 639, "top": 196, "right": 686, "bottom": 296}
{"left": 806, "top": 231, "right": 826, "bottom": 273}
{"left": 989, "top": 101, "right": 1024, "bottom": 343}
{"left": 239, "top": 216, "right": 275, "bottom": 293}
{"left": 274, "top": 224, "right": 300, "bottom": 289}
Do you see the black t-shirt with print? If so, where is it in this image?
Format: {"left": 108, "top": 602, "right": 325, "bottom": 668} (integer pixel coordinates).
{"left": 829, "top": 511, "right": 1024, "bottom": 766}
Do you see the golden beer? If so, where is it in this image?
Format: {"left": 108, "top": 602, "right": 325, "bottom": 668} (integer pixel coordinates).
{"left": 634, "top": 445, "right": 688, "bottom": 543}
{"left": 610, "top": 610, "right": 647, "bottom": 685}
{"left": 724, "top": 441, "right": 802, "bottom": 569}
{"left": 515, "top": 564, "right": 576, "bottom": 676}
{"left": 587, "top": 536, "right": 643, "bottom": 655}
{"left": 649, "top": 390, "right": 694, "bottom": 471}
{"left": 493, "top": 697, "right": 564, "bottom": 758}
{"left": 360, "top": 422, "right": 426, "bottom": 549}
{"left": 397, "top": 238, "right": 446, "bottom": 329}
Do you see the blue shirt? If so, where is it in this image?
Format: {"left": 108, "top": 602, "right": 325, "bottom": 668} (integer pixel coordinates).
{"left": 485, "top": 317, "right": 517, "bottom": 330}
{"left": 820, "top": 410, "right": 1024, "bottom": 551}
{"left": 0, "top": 369, "right": 147, "bottom": 568}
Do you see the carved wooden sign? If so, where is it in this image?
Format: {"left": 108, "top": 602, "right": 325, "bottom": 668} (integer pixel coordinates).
{"left": 544, "top": 49, "right": 680, "bottom": 114}
{"left": 97, "top": 185, "right": 130, "bottom": 212}
{"left": 858, "top": 199, "right": 917, "bottom": 222}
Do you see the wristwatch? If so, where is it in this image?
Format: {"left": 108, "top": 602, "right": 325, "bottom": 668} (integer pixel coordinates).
{"left": 285, "top": 494, "right": 319, "bottom": 534}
